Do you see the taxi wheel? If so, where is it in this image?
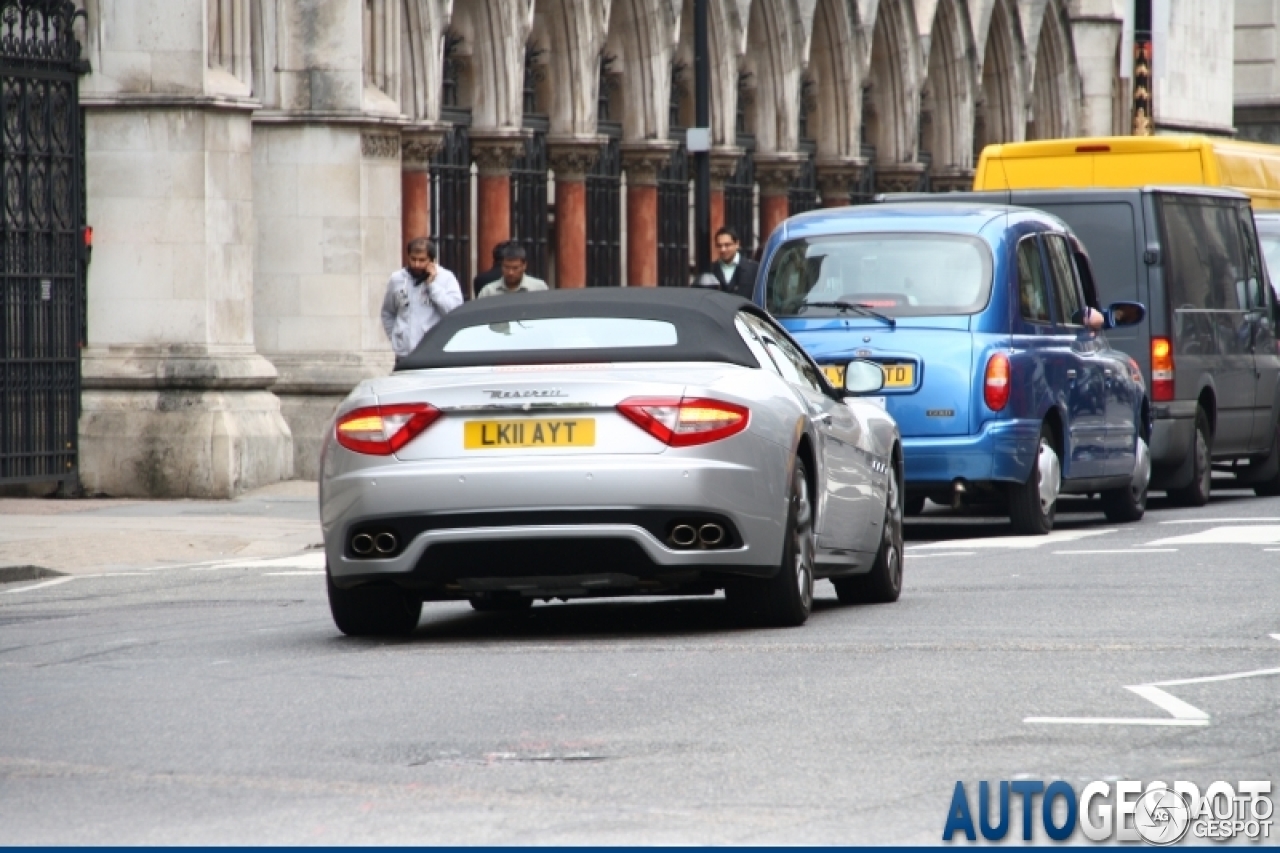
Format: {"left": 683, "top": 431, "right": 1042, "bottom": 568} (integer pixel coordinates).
{"left": 1101, "top": 436, "right": 1150, "bottom": 522}
{"left": 327, "top": 572, "right": 421, "bottom": 637}
{"left": 834, "top": 459, "right": 903, "bottom": 604}
{"left": 728, "top": 458, "right": 814, "bottom": 627}
{"left": 1167, "top": 409, "right": 1212, "bottom": 507}
{"left": 470, "top": 594, "right": 534, "bottom": 613}
{"left": 1008, "top": 424, "right": 1060, "bottom": 535}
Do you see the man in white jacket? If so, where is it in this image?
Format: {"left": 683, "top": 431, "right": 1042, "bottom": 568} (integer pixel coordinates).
{"left": 380, "top": 238, "right": 464, "bottom": 359}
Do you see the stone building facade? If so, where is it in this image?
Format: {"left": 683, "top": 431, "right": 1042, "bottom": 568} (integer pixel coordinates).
{"left": 76, "top": 0, "right": 1156, "bottom": 496}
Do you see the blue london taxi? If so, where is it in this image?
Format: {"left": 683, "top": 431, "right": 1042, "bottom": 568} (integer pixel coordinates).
{"left": 754, "top": 202, "right": 1151, "bottom": 534}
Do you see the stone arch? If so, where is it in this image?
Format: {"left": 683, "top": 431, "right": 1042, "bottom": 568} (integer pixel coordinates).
{"left": 449, "top": 0, "right": 533, "bottom": 129}
{"left": 604, "top": 0, "right": 680, "bottom": 142}
{"left": 399, "top": 0, "right": 452, "bottom": 122}
{"left": 532, "top": 0, "right": 610, "bottom": 137}
{"left": 974, "top": 0, "right": 1025, "bottom": 153}
{"left": 1025, "top": 0, "right": 1077, "bottom": 140}
{"left": 741, "top": 0, "right": 807, "bottom": 154}
{"left": 674, "top": 0, "right": 746, "bottom": 146}
{"left": 807, "top": 0, "right": 863, "bottom": 160}
{"left": 920, "top": 0, "right": 977, "bottom": 181}
{"left": 864, "top": 0, "right": 922, "bottom": 165}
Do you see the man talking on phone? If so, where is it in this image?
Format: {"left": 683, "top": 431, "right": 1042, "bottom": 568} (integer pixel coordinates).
{"left": 380, "top": 237, "right": 464, "bottom": 359}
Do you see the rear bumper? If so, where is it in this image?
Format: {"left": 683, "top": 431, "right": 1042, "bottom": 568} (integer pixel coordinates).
{"left": 322, "top": 454, "right": 789, "bottom": 587}
{"left": 901, "top": 418, "right": 1041, "bottom": 488}
{"left": 1150, "top": 402, "right": 1196, "bottom": 468}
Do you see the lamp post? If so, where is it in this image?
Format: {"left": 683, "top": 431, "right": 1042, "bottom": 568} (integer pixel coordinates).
{"left": 692, "top": 0, "right": 711, "bottom": 280}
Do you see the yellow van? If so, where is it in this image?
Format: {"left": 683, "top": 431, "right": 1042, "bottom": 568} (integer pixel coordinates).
{"left": 974, "top": 136, "right": 1280, "bottom": 210}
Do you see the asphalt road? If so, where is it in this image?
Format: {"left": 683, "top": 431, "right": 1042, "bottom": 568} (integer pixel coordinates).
{"left": 1, "top": 484, "right": 1277, "bottom": 844}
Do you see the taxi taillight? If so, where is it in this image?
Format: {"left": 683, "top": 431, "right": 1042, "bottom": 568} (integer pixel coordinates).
{"left": 984, "top": 353, "right": 1011, "bottom": 411}
{"left": 1151, "top": 337, "right": 1174, "bottom": 402}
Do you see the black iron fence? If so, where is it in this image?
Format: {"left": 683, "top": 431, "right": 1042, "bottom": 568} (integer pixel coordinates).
{"left": 585, "top": 122, "right": 622, "bottom": 287}
{"left": 430, "top": 115, "right": 471, "bottom": 289}
{"left": 789, "top": 141, "right": 820, "bottom": 215}
{"left": 657, "top": 144, "right": 690, "bottom": 287}
{"left": 724, "top": 142, "right": 754, "bottom": 257}
{"left": 1, "top": 0, "right": 86, "bottom": 488}
{"left": 510, "top": 119, "right": 549, "bottom": 279}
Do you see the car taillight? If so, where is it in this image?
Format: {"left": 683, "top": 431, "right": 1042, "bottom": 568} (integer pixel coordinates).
{"left": 1151, "top": 336, "right": 1174, "bottom": 402}
{"left": 617, "top": 397, "right": 749, "bottom": 447}
{"left": 984, "top": 353, "right": 1010, "bottom": 411}
{"left": 335, "top": 403, "right": 441, "bottom": 455}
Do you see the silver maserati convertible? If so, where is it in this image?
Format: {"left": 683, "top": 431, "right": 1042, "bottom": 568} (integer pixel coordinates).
{"left": 320, "top": 288, "right": 903, "bottom": 635}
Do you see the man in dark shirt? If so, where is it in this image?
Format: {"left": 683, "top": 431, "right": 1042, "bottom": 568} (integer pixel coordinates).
{"left": 710, "top": 226, "right": 760, "bottom": 299}
{"left": 472, "top": 240, "right": 510, "bottom": 299}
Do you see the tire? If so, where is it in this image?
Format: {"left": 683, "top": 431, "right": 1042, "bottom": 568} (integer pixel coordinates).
{"left": 727, "top": 457, "right": 814, "bottom": 627}
{"left": 834, "top": 457, "right": 904, "bottom": 604}
{"left": 904, "top": 494, "right": 926, "bottom": 517}
{"left": 327, "top": 572, "right": 422, "bottom": 637}
{"left": 1167, "top": 408, "right": 1212, "bottom": 507}
{"left": 1101, "top": 436, "right": 1150, "bottom": 522}
{"left": 1008, "top": 423, "right": 1061, "bottom": 535}
{"left": 470, "top": 594, "right": 534, "bottom": 613}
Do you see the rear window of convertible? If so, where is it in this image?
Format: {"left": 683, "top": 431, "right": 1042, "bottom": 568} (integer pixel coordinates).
{"left": 443, "top": 317, "right": 679, "bottom": 353}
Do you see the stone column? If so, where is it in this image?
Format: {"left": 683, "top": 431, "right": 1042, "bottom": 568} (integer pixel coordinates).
{"left": 875, "top": 163, "right": 927, "bottom": 195}
{"left": 708, "top": 148, "right": 741, "bottom": 244}
{"left": 620, "top": 142, "right": 676, "bottom": 288}
{"left": 78, "top": 0, "right": 292, "bottom": 497}
{"left": 755, "top": 154, "right": 804, "bottom": 246}
{"left": 472, "top": 131, "right": 527, "bottom": 269}
{"left": 549, "top": 138, "right": 601, "bottom": 289}
{"left": 401, "top": 129, "right": 446, "bottom": 256}
{"left": 815, "top": 158, "right": 866, "bottom": 208}
{"left": 1069, "top": 17, "right": 1124, "bottom": 136}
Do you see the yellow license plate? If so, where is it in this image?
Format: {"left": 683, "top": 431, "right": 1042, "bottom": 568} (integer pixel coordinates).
{"left": 463, "top": 418, "right": 596, "bottom": 449}
{"left": 823, "top": 363, "right": 915, "bottom": 388}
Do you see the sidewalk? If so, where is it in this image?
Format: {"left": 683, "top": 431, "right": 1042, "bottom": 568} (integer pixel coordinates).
{"left": 0, "top": 481, "right": 322, "bottom": 576}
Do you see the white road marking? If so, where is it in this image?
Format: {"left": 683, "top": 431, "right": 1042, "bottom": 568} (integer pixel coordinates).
{"left": 0, "top": 576, "right": 76, "bottom": 595}
{"left": 1271, "top": 634, "right": 1280, "bottom": 643}
{"left": 1145, "top": 525, "right": 1280, "bottom": 546}
{"left": 197, "top": 553, "right": 327, "bottom": 572}
{"left": 1026, "top": 652, "right": 1280, "bottom": 728}
{"left": 1053, "top": 549, "right": 1177, "bottom": 555}
{"left": 909, "top": 529, "right": 1116, "bottom": 551}
{"left": 1159, "top": 517, "right": 1280, "bottom": 524}
{"left": 263, "top": 571, "right": 325, "bottom": 576}
{"left": 904, "top": 551, "right": 975, "bottom": 559}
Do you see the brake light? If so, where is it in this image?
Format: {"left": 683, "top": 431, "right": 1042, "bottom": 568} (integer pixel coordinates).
{"left": 1075, "top": 144, "right": 1111, "bottom": 153}
{"left": 335, "top": 403, "right": 441, "bottom": 455}
{"left": 1151, "top": 336, "right": 1174, "bottom": 402}
{"left": 984, "top": 353, "right": 1011, "bottom": 411}
{"left": 617, "top": 397, "right": 749, "bottom": 447}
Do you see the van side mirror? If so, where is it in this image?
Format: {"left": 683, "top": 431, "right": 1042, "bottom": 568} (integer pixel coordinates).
{"left": 1105, "top": 301, "right": 1146, "bottom": 328}
{"left": 844, "top": 359, "right": 886, "bottom": 394}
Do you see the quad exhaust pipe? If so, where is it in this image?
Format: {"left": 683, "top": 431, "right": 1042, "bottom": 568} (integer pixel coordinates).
{"left": 667, "top": 521, "right": 728, "bottom": 549}
{"left": 350, "top": 530, "right": 399, "bottom": 557}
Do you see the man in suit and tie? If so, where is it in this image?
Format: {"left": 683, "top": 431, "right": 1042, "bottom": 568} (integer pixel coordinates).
{"left": 710, "top": 226, "right": 760, "bottom": 300}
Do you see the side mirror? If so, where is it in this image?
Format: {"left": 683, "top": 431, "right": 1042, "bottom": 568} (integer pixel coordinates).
{"left": 1105, "top": 301, "right": 1146, "bottom": 328}
{"left": 844, "top": 359, "right": 886, "bottom": 394}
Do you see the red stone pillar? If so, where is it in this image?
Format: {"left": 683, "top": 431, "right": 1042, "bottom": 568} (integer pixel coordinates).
{"left": 549, "top": 140, "right": 601, "bottom": 289}
{"left": 755, "top": 154, "right": 804, "bottom": 246}
{"left": 471, "top": 131, "right": 527, "bottom": 274}
{"left": 399, "top": 132, "right": 443, "bottom": 261}
{"left": 621, "top": 142, "right": 675, "bottom": 287}
{"left": 816, "top": 158, "right": 861, "bottom": 209}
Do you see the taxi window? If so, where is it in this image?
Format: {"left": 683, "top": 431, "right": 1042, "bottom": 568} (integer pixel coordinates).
{"left": 1044, "top": 234, "right": 1084, "bottom": 327}
{"left": 1017, "top": 237, "right": 1052, "bottom": 324}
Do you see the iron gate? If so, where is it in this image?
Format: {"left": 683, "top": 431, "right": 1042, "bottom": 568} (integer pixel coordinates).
{"left": 724, "top": 141, "right": 754, "bottom": 257}
{"left": 0, "top": 0, "right": 86, "bottom": 487}
{"left": 657, "top": 145, "right": 690, "bottom": 288}
{"left": 585, "top": 126, "right": 621, "bottom": 287}
{"left": 789, "top": 143, "right": 819, "bottom": 214}
{"left": 510, "top": 45, "right": 549, "bottom": 279}
{"left": 429, "top": 119, "right": 471, "bottom": 290}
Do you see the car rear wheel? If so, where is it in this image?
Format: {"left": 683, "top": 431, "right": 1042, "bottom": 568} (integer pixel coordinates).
{"left": 1101, "top": 436, "right": 1151, "bottom": 522}
{"left": 834, "top": 459, "right": 903, "bottom": 604}
{"left": 1008, "top": 424, "right": 1060, "bottom": 535}
{"left": 327, "top": 572, "right": 422, "bottom": 637}
{"left": 727, "top": 458, "right": 814, "bottom": 627}
{"left": 470, "top": 593, "right": 534, "bottom": 612}
{"left": 1167, "top": 409, "right": 1212, "bottom": 507}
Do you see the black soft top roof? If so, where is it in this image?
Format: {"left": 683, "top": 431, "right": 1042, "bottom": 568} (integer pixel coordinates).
{"left": 396, "top": 287, "right": 770, "bottom": 370}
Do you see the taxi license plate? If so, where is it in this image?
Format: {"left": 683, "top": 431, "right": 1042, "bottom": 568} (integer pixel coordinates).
{"left": 464, "top": 418, "right": 596, "bottom": 449}
{"left": 823, "top": 363, "right": 915, "bottom": 388}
